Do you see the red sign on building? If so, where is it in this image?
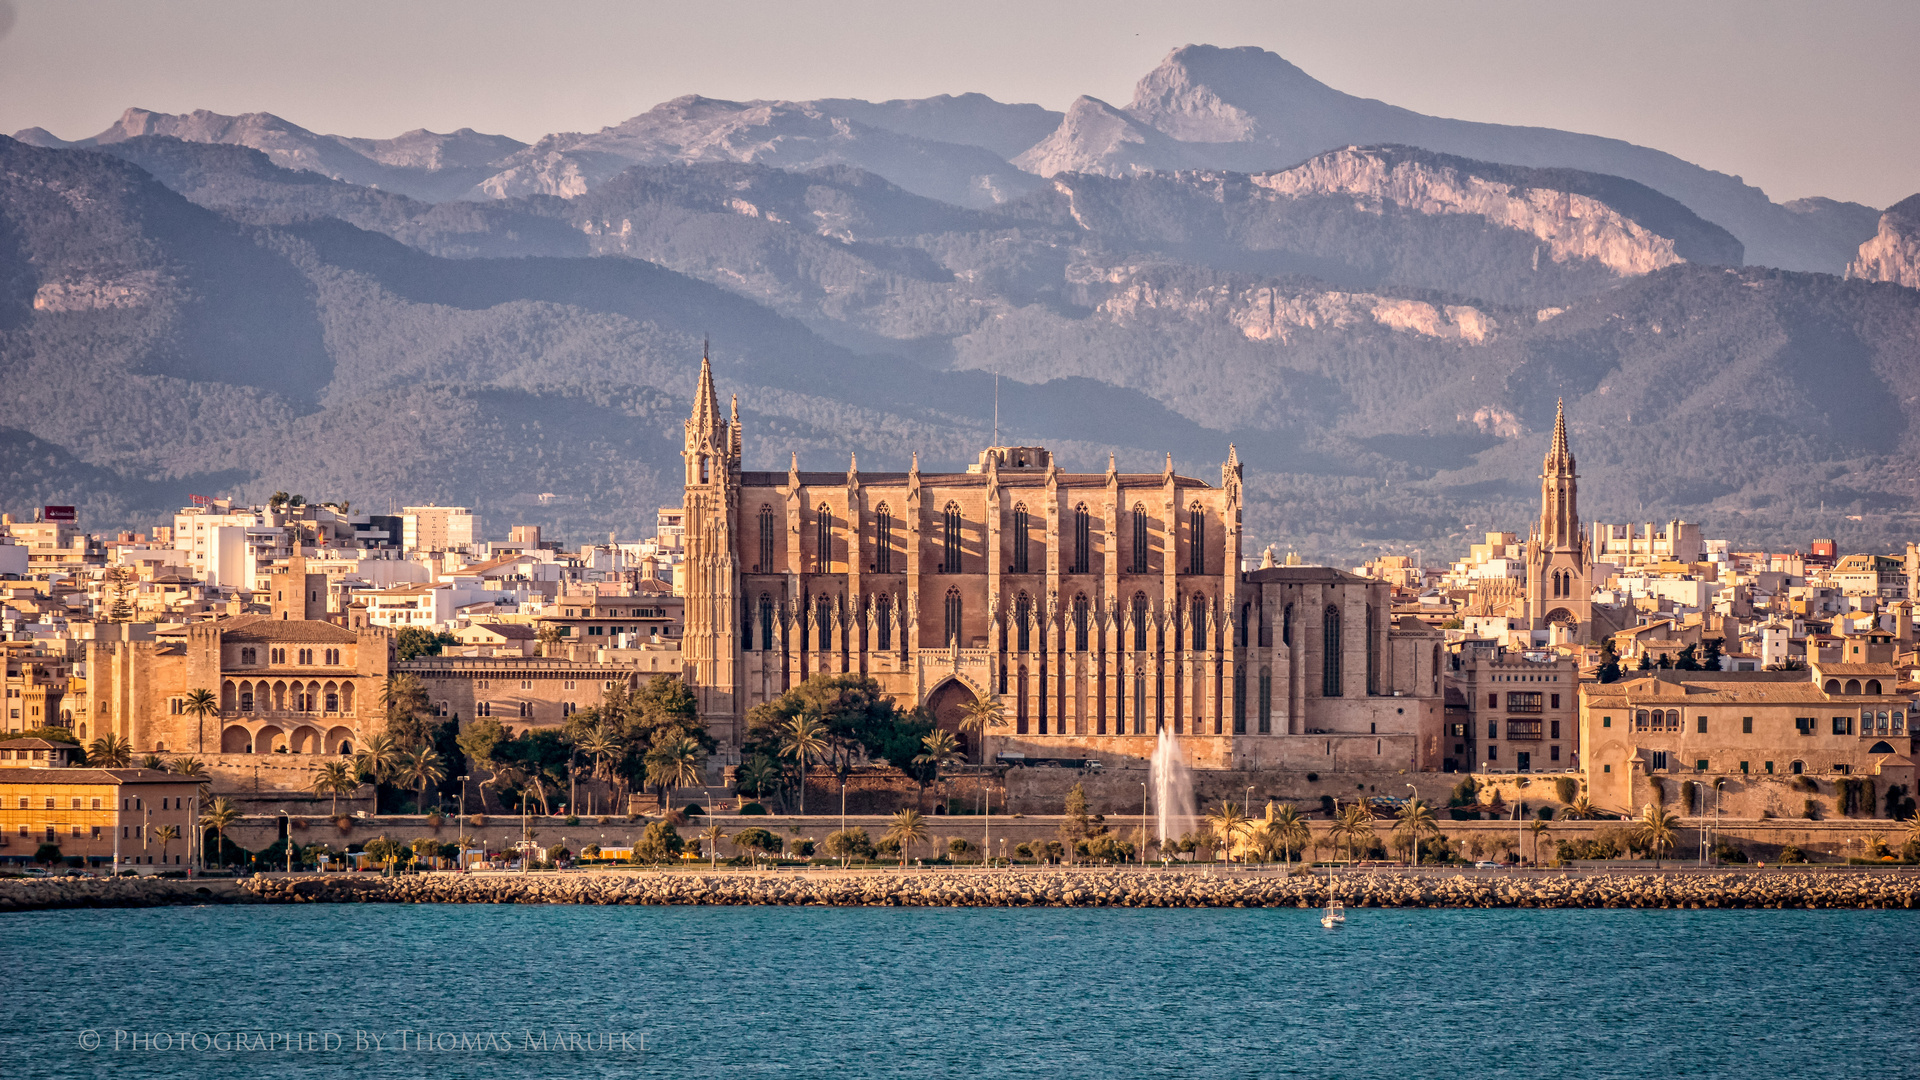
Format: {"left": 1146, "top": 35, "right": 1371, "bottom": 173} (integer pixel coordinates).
{"left": 42, "top": 505, "right": 77, "bottom": 522}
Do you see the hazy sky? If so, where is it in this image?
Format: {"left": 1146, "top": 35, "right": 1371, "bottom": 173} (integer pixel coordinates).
{"left": 1, "top": 0, "right": 1914, "bottom": 207}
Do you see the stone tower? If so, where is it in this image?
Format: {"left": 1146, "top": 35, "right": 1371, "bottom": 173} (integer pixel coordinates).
{"left": 1525, "top": 399, "right": 1592, "bottom": 641}
{"left": 681, "top": 346, "right": 741, "bottom": 749}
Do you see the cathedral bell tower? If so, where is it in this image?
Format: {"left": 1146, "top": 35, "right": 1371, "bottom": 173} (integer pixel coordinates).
{"left": 1525, "top": 399, "right": 1592, "bottom": 642}
{"left": 682, "top": 344, "right": 742, "bottom": 750}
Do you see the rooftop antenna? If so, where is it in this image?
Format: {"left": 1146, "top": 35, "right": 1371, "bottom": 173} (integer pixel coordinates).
{"left": 993, "top": 368, "right": 999, "bottom": 447}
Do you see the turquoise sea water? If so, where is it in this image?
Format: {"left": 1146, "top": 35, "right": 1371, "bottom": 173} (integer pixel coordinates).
{"left": 4, "top": 904, "right": 1916, "bottom": 1079}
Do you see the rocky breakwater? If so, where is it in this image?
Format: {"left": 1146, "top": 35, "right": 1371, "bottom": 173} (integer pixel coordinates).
{"left": 237, "top": 869, "right": 1920, "bottom": 910}
{"left": 0, "top": 877, "right": 250, "bottom": 913}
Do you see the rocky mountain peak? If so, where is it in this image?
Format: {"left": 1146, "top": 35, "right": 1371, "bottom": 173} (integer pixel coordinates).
{"left": 1847, "top": 193, "right": 1920, "bottom": 288}
{"left": 1012, "top": 96, "right": 1185, "bottom": 177}
{"left": 1126, "top": 44, "right": 1345, "bottom": 144}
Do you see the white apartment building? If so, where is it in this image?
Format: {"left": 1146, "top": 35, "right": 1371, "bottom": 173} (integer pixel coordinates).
{"left": 402, "top": 506, "right": 478, "bottom": 553}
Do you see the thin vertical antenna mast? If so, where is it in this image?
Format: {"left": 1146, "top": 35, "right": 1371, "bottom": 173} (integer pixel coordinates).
{"left": 993, "top": 369, "right": 999, "bottom": 447}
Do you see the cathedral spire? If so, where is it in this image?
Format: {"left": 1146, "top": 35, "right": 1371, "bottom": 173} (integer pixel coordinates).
{"left": 1537, "top": 398, "right": 1579, "bottom": 549}
{"left": 1545, "top": 398, "right": 1573, "bottom": 472}
{"left": 688, "top": 345, "right": 724, "bottom": 442}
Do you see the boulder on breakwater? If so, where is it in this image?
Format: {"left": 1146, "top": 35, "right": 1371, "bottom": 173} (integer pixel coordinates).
{"left": 226, "top": 868, "right": 1920, "bottom": 911}
{"left": 0, "top": 876, "right": 251, "bottom": 913}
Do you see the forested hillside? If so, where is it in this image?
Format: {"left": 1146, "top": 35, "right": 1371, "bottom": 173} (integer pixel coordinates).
{"left": 4, "top": 134, "right": 1917, "bottom": 559}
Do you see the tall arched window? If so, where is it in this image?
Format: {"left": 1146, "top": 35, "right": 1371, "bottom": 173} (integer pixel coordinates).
{"left": 1016, "top": 593, "right": 1033, "bottom": 652}
{"left": 942, "top": 502, "right": 962, "bottom": 573}
{"left": 1072, "top": 504, "right": 1090, "bottom": 574}
{"left": 875, "top": 505, "right": 892, "bottom": 574}
{"left": 1191, "top": 595, "right": 1209, "bottom": 652}
{"left": 1257, "top": 666, "right": 1272, "bottom": 734}
{"left": 1131, "top": 504, "right": 1150, "bottom": 573}
{"left": 1132, "top": 593, "right": 1150, "bottom": 652}
{"left": 1073, "top": 594, "right": 1090, "bottom": 651}
{"left": 876, "top": 596, "right": 892, "bottom": 652}
{"left": 816, "top": 595, "right": 835, "bottom": 650}
{"left": 1256, "top": 591, "right": 1269, "bottom": 647}
{"left": 816, "top": 504, "right": 833, "bottom": 573}
{"left": 944, "top": 587, "right": 963, "bottom": 646}
{"left": 758, "top": 506, "right": 776, "bottom": 573}
{"left": 1322, "top": 604, "right": 1343, "bottom": 697}
{"left": 1012, "top": 503, "right": 1030, "bottom": 574}
{"left": 1188, "top": 503, "right": 1205, "bottom": 575}
{"left": 759, "top": 594, "right": 775, "bottom": 651}
{"left": 1283, "top": 603, "right": 1293, "bottom": 646}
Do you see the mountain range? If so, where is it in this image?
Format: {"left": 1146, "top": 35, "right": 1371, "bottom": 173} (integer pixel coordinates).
{"left": 4, "top": 45, "right": 1917, "bottom": 561}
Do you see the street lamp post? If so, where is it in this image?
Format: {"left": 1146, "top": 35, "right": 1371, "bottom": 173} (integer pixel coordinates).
{"left": 457, "top": 775, "right": 470, "bottom": 871}
{"left": 280, "top": 811, "right": 291, "bottom": 874}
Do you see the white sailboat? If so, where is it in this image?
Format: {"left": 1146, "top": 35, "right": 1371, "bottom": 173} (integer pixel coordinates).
{"left": 1320, "top": 862, "right": 1345, "bottom": 928}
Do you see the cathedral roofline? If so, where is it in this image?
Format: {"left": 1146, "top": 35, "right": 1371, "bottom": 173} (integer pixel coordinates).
{"left": 740, "top": 471, "right": 1216, "bottom": 488}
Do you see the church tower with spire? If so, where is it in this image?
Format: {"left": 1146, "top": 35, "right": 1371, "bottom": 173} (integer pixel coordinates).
{"left": 681, "top": 344, "right": 742, "bottom": 747}
{"left": 1524, "top": 400, "right": 1592, "bottom": 642}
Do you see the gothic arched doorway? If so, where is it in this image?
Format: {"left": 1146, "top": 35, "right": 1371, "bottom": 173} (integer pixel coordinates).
{"left": 925, "top": 679, "right": 980, "bottom": 761}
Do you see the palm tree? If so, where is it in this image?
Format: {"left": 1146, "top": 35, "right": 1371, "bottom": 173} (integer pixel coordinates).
{"left": 354, "top": 732, "right": 402, "bottom": 788}
{"left": 154, "top": 824, "right": 180, "bottom": 865}
{"left": 313, "top": 760, "right": 357, "bottom": 816}
{"left": 911, "top": 729, "right": 965, "bottom": 810}
{"left": 199, "top": 796, "right": 240, "bottom": 867}
{"left": 1394, "top": 799, "right": 1441, "bottom": 866}
{"left": 1268, "top": 803, "right": 1311, "bottom": 871}
{"left": 1564, "top": 795, "right": 1597, "bottom": 821}
{"left": 1329, "top": 803, "right": 1376, "bottom": 865}
{"left": 1527, "top": 819, "right": 1553, "bottom": 866}
{"left": 777, "top": 714, "right": 830, "bottom": 814}
{"left": 701, "top": 823, "right": 728, "bottom": 869}
{"left": 398, "top": 745, "right": 446, "bottom": 815}
{"left": 645, "top": 735, "right": 706, "bottom": 812}
{"left": 138, "top": 753, "right": 168, "bottom": 772}
{"left": 1203, "top": 801, "right": 1251, "bottom": 864}
{"left": 956, "top": 694, "right": 1007, "bottom": 762}
{"left": 732, "top": 755, "right": 779, "bottom": 812}
{"left": 181, "top": 688, "right": 218, "bottom": 754}
{"left": 883, "top": 808, "right": 930, "bottom": 867}
{"left": 577, "top": 724, "right": 618, "bottom": 785}
{"left": 1636, "top": 804, "right": 1681, "bottom": 868}
{"left": 379, "top": 674, "right": 430, "bottom": 730}
{"left": 169, "top": 756, "right": 207, "bottom": 780}
{"left": 88, "top": 733, "right": 133, "bottom": 769}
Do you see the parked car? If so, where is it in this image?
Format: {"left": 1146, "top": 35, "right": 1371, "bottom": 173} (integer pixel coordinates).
{"left": 1473, "top": 861, "right": 1501, "bottom": 869}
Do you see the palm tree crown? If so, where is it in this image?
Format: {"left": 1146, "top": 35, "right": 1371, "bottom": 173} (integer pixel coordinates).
{"left": 883, "top": 808, "right": 930, "bottom": 866}
{"left": 181, "top": 688, "right": 218, "bottom": 753}
{"left": 88, "top": 734, "right": 133, "bottom": 769}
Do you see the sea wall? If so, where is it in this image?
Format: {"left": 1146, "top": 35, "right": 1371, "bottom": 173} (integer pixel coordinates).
{"left": 237, "top": 868, "right": 1920, "bottom": 909}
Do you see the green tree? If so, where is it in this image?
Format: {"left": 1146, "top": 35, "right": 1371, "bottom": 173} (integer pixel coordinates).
{"left": 644, "top": 734, "right": 706, "bottom": 812}
{"left": 154, "top": 824, "right": 180, "bottom": 864}
{"left": 1528, "top": 819, "right": 1553, "bottom": 865}
{"left": 1394, "top": 799, "right": 1441, "bottom": 865}
{"left": 635, "top": 820, "right": 685, "bottom": 864}
{"left": 824, "top": 827, "right": 875, "bottom": 867}
{"left": 1636, "top": 804, "right": 1681, "bottom": 867}
{"left": 313, "top": 760, "right": 358, "bottom": 816}
{"left": 138, "top": 753, "right": 168, "bottom": 772}
{"left": 733, "top": 754, "right": 781, "bottom": 803}
{"left": 392, "top": 627, "right": 458, "bottom": 663}
{"left": 199, "top": 796, "right": 240, "bottom": 867}
{"left": 1203, "top": 801, "right": 1250, "bottom": 864}
{"left": 169, "top": 756, "right": 207, "bottom": 780}
{"left": 182, "top": 688, "right": 218, "bottom": 755}
{"left": 1636, "top": 652, "right": 1654, "bottom": 672}
{"left": 1596, "top": 638, "right": 1622, "bottom": 684}
{"left": 699, "top": 823, "right": 728, "bottom": 869}
{"left": 88, "top": 733, "right": 132, "bottom": 768}
{"left": 1329, "top": 803, "right": 1375, "bottom": 865}
{"left": 379, "top": 673, "right": 435, "bottom": 747}
{"left": 363, "top": 835, "right": 407, "bottom": 873}
{"left": 1673, "top": 643, "right": 1701, "bottom": 671}
{"left": 1701, "top": 637, "right": 1724, "bottom": 672}
{"left": 777, "top": 714, "right": 830, "bottom": 814}
{"left": 34, "top": 842, "right": 64, "bottom": 867}
{"left": 1058, "top": 781, "right": 1093, "bottom": 862}
{"left": 731, "top": 826, "right": 780, "bottom": 868}
{"left": 956, "top": 693, "right": 1007, "bottom": 762}
{"left": 883, "top": 808, "right": 930, "bottom": 866}
{"left": 913, "top": 729, "right": 966, "bottom": 812}
{"left": 354, "top": 732, "right": 403, "bottom": 789}
{"left": 397, "top": 744, "right": 446, "bottom": 815}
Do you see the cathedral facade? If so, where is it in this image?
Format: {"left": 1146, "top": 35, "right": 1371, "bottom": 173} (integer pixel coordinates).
{"left": 679, "top": 355, "right": 1444, "bottom": 772}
